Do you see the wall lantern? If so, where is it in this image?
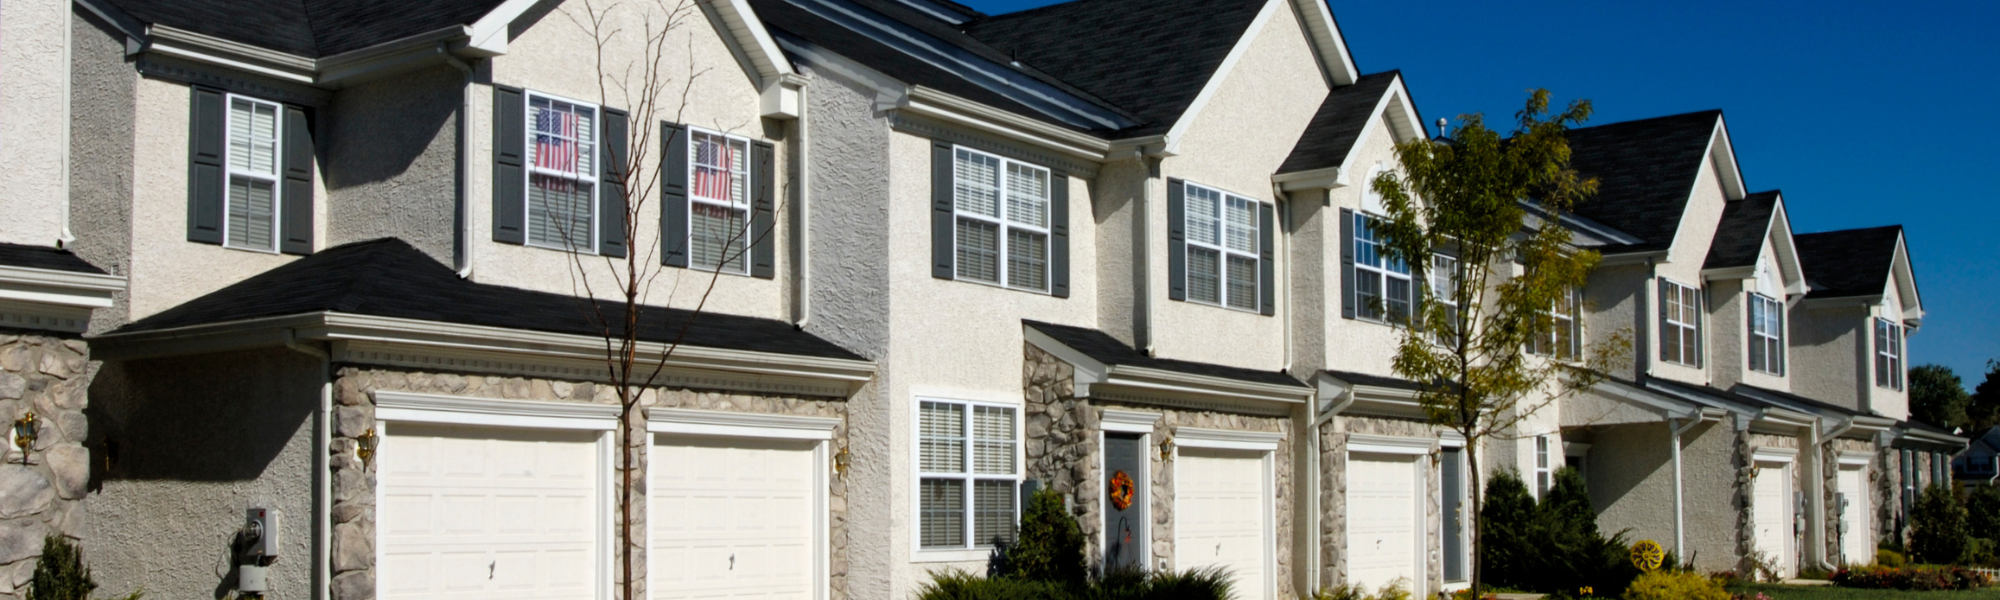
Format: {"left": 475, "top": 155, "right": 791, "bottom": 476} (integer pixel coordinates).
{"left": 12, "top": 413, "right": 36, "bottom": 465}
{"left": 1158, "top": 436, "right": 1174, "bottom": 461}
{"left": 355, "top": 428, "right": 379, "bottom": 467}
{"left": 833, "top": 446, "right": 850, "bottom": 475}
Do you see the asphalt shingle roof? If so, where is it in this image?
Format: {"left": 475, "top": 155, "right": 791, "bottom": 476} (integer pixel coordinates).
{"left": 961, "top": 0, "right": 1269, "bottom": 137}
{"left": 1277, "top": 71, "right": 1401, "bottom": 174}
{"left": 1321, "top": 369, "right": 1420, "bottom": 391}
{"left": 1563, "top": 110, "right": 1723, "bottom": 252}
{"left": 113, "top": 238, "right": 865, "bottom": 361}
{"left": 102, "top": 0, "right": 510, "bottom": 57}
{"left": 0, "top": 243, "right": 109, "bottom": 275}
{"left": 1703, "top": 190, "right": 1781, "bottom": 270}
{"left": 1793, "top": 225, "right": 1902, "bottom": 299}
{"left": 1023, "top": 320, "right": 1305, "bottom": 388}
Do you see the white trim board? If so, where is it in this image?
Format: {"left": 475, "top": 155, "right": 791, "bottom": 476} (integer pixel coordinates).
{"left": 1102, "top": 408, "right": 1164, "bottom": 434}
{"left": 1174, "top": 427, "right": 1283, "bottom": 451}
{"left": 1838, "top": 451, "right": 1874, "bottom": 467}
{"left": 648, "top": 408, "right": 839, "bottom": 440}
{"left": 1753, "top": 446, "right": 1799, "bottom": 463}
{"left": 1347, "top": 433, "right": 1434, "bottom": 456}
{"left": 373, "top": 390, "right": 620, "bottom": 430}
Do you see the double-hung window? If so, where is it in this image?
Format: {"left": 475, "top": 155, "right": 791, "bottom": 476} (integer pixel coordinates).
{"left": 689, "top": 130, "right": 752, "bottom": 273}
{"left": 526, "top": 93, "right": 597, "bottom": 250}
{"left": 1533, "top": 289, "right": 1580, "bottom": 360}
{"left": 1748, "top": 293, "right": 1786, "bottom": 375}
{"left": 1875, "top": 318, "right": 1904, "bottom": 390}
{"left": 1430, "top": 254, "right": 1461, "bottom": 346}
{"left": 1183, "top": 183, "right": 1260, "bottom": 310}
{"left": 1534, "top": 435, "right": 1554, "bottom": 498}
{"left": 224, "top": 95, "right": 282, "bottom": 252}
{"left": 919, "top": 399, "right": 1020, "bottom": 550}
{"left": 1659, "top": 279, "right": 1701, "bottom": 366}
{"left": 953, "top": 147, "right": 1050, "bottom": 292}
{"left": 1354, "top": 212, "right": 1412, "bottom": 322}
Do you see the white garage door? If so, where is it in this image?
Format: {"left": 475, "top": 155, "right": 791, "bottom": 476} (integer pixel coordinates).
{"left": 1347, "top": 453, "right": 1420, "bottom": 594}
{"left": 1176, "top": 448, "right": 1270, "bottom": 600}
{"left": 379, "top": 423, "right": 603, "bottom": 600}
{"left": 651, "top": 436, "right": 818, "bottom": 599}
{"left": 1838, "top": 467, "right": 1870, "bottom": 566}
{"left": 1752, "top": 463, "right": 1792, "bottom": 578}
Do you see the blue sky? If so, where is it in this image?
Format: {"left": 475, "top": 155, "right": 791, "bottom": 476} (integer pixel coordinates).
{"left": 959, "top": 0, "right": 2000, "bottom": 388}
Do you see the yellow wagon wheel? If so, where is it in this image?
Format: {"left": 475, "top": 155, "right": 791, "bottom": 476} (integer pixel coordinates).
{"left": 1630, "top": 539, "right": 1665, "bottom": 572}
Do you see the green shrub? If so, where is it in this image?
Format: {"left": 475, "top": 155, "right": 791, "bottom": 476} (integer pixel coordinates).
{"left": 1910, "top": 483, "right": 1971, "bottom": 565}
{"left": 1479, "top": 469, "right": 1537, "bottom": 590}
{"left": 1478, "top": 468, "right": 1641, "bottom": 597}
{"left": 917, "top": 567, "right": 1233, "bottom": 600}
{"left": 1970, "top": 485, "right": 2000, "bottom": 534}
{"left": 1620, "top": 570, "right": 1728, "bottom": 600}
{"left": 918, "top": 569, "right": 1070, "bottom": 600}
{"left": 29, "top": 536, "right": 94, "bottom": 600}
{"left": 1968, "top": 537, "right": 2000, "bottom": 568}
{"left": 1000, "top": 488, "right": 1088, "bottom": 587}
{"left": 1313, "top": 578, "right": 1411, "bottom": 600}
{"left": 1095, "top": 566, "right": 1233, "bottom": 600}
{"left": 1831, "top": 565, "right": 1991, "bottom": 590}
{"left": 1876, "top": 548, "right": 1907, "bottom": 568}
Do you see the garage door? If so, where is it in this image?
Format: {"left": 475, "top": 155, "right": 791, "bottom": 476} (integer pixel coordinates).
{"left": 379, "top": 423, "right": 603, "bottom": 600}
{"left": 1176, "top": 447, "right": 1269, "bottom": 600}
{"left": 1347, "top": 452, "right": 1420, "bottom": 593}
{"left": 651, "top": 436, "right": 818, "bottom": 599}
{"left": 1752, "top": 463, "right": 1792, "bottom": 577}
{"left": 1838, "top": 467, "right": 1869, "bottom": 566}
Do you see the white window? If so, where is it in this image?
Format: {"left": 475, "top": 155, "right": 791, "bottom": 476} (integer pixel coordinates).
{"left": 1354, "top": 212, "right": 1412, "bottom": 322}
{"left": 1183, "top": 183, "right": 1262, "bottom": 311}
{"left": 1875, "top": 318, "right": 1903, "bottom": 390}
{"left": 690, "top": 129, "right": 752, "bottom": 273}
{"left": 953, "top": 147, "right": 1050, "bottom": 292}
{"left": 526, "top": 92, "right": 597, "bottom": 251}
{"left": 1748, "top": 293, "right": 1786, "bottom": 375}
{"left": 1660, "top": 279, "right": 1701, "bottom": 366}
{"left": 919, "top": 399, "right": 1020, "bottom": 550}
{"left": 1534, "top": 435, "right": 1553, "bottom": 498}
{"left": 225, "top": 95, "right": 282, "bottom": 252}
{"left": 1430, "top": 254, "right": 1461, "bottom": 346}
{"left": 1533, "top": 289, "right": 1580, "bottom": 360}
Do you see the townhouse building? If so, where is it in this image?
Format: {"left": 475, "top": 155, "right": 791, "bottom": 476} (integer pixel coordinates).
{"left": 0, "top": 0, "right": 1963, "bottom": 599}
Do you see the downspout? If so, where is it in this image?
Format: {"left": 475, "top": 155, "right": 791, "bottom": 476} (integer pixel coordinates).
{"left": 1138, "top": 157, "right": 1159, "bottom": 355}
{"left": 794, "top": 83, "right": 812, "bottom": 329}
{"left": 1670, "top": 411, "right": 1702, "bottom": 559}
{"left": 1816, "top": 417, "right": 1856, "bottom": 571}
{"left": 284, "top": 330, "right": 333, "bottom": 600}
{"left": 59, "top": 8, "right": 76, "bottom": 247}
{"left": 1272, "top": 183, "right": 1292, "bottom": 372}
{"left": 441, "top": 44, "right": 476, "bottom": 279}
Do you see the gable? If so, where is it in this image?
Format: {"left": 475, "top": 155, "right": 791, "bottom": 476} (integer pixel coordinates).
{"left": 1566, "top": 110, "right": 1745, "bottom": 253}
{"left": 1273, "top": 71, "right": 1423, "bottom": 187}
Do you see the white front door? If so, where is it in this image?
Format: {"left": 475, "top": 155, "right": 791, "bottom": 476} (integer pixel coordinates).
{"left": 1838, "top": 467, "right": 1870, "bottom": 567}
{"left": 1347, "top": 452, "right": 1421, "bottom": 594}
{"left": 650, "top": 436, "right": 819, "bottom": 599}
{"left": 1752, "top": 462, "right": 1793, "bottom": 578}
{"left": 1175, "top": 447, "right": 1271, "bottom": 600}
{"left": 379, "top": 423, "right": 603, "bottom": 600}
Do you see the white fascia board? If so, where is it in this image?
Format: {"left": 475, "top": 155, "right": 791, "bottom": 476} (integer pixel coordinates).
{"left": 1287, "top": 0, "right": 1357, "bottom": 86}
{"left": 1273, "top": 167, "right": 1346, "bottom": 192}
{"left": 1589, "top": 378, "right": 1703, "bottom": 420}
{"left": 374, "top": 389, "right": 622, "bottom": 430}
{"left": 1329, "top": 77, "right": 1420, "bottom": 185}
{"left": 705, "top": 0, "right": 796, "bottom": 87}
{"left": 1174, "top": 426, "right": 1283, "bottom": 451}
{"left": 1837, "top": 451, "right": 1873, "bottom": 466}
{"left": 1753, "top": 407, "right": 1817, "bottom": 431}
{"left": 1347, "top": 433, "right": 1433, "bottom": 456}
{"left": 649, "top": 407, "right": 839, "bottom": 440}
{"left": 1642, "top": 380, "right": 1755, "bottom": 420}
{"left": 1022, "top": 326, "right": 1109, "bottom": 397}
{"left": 1100, "top": 365, "right": 1310, "bottom": 406}
{"left": 1162, "top": 0, "right": 1285, "bottom": 155}
{"left": 0, "top": 265, "right": 125, "bottom": 308}
{"left": 144, "top": 25, "right": 318, "bottom": 84}
{"left": 466, "top": 0, "right": 544, "bottom": 55}
{"left": 902, "top": 87, "right": 1111, "bottom": 161}
{"left": 1708, "top": 118, "right": 1748, "bottom": 200}
{"left": 1889, "top": 234, "right": 1924, "bottom": 325}
{"left": 1752, "top": 445, "right": 1798, "bottom": 463}
{"left": 1101, "top": 408, "right": 1163, "bottom": 434}
{"left": 314, "top": 26, "right": 475, "bottom": 87}
{"left": 1766, "top": 200, "right": 1809, "bottom": 296}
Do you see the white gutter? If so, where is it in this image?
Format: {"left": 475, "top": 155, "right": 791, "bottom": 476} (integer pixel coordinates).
{"left": 282, "top": 330, "right": 332, "bottom": 600}
{"left": 440, "top": 45, "right": 476, "bottom": 279}
{"left": 794, "top": 82, "right": 813, "bottom": 329}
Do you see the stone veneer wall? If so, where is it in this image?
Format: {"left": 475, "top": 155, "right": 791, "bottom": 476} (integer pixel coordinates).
{"left": 0, "top": 333, "right": 89, "bottom": 598}
{"left": 1022, "top": 345, "right": 1294, "bottom": 596}
{"left": 329, "top": 367, "right": 851, "bottom": 600}
{"left": 1317, "top": 414, "right": 1444, "bottom": 593}
{"left": 1742, "top": 431, "right": 1802, "bottom": 577}
{"left": 1823, "top": 437, "right": 1875, "bottom": 564}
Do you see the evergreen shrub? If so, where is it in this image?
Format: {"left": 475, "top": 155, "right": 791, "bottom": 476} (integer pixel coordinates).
{"left": 1910, "top": 483, "right": 1970, "bottom": 565}
{"left": 1619, "top": 570, "right": 1728, "bottom": 600}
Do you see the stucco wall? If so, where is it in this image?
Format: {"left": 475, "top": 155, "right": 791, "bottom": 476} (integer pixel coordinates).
{"left": 0, "top": 0, "right": 71, "bottom": 246}
{"left": 1788, "top": 304, "right": 1865, "bottom": 411}
{"left": 0, "top": 333, "right": 94, "bottom": 597}
{"left": 1316, "top": 116, "right": 1412, "bottom": 378}
{"left": 68, "top": 7, "right": 138, "bottom": 334}
{"left": 1093, "top": 159, "right": 1145, "bottom": 348}
{"left": 1584, "top": 264, "right": 1648, "bottom": 380}
{"left": 86, "top": 348, "right": 321, "bottom": 600}
{"left": 325, "top": 65, "right": 462, "bottom": 265}
{"left": 1649, "top": 156, "right": 1729, "bottom": 387}
{"left": 1867, "top": 282, "right": 1909, "bottom": 420}
{"left": 1287, "top": 189, "right": 1327, "bottom": 381}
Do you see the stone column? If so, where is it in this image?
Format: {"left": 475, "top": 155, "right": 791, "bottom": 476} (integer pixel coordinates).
{"left": 0, "top": 334, "right": 93, "bottom": 598}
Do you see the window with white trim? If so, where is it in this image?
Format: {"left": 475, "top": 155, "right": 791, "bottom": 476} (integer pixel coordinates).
{"left": 1431, "top": 254, "right": 1461, "bottom": 346}
{"left": 225, "top": 95, "right": 282, "bottom": 252}
{"left": 1534, "top": 435, "right": 1553, "bottom": 498}
{"left": 1748, "top": 293, "right": 1786, "bottom": 375}
{"left": 1660, "top": 279, "right": 1701, "bottom": 366}
{"left": 1183, "top": 182, "right": 1260, "bottom": 310}
{"left": 1875, "top": 318, "right": 1903, "bottom": 390}
{"left": 1354, "top": 212, "right": 1412, "bottom": 322}
{"left": 526, "top": 93, "right": 597, "bottom": 250}
{"left": 690, "top": 129, "right": 752, "bottom": 273}
{"left": 953, "top": 147, "right": 1049, "bottom": 292}
{"left": 919, "top": 399, "right": 1020, "bottom": 549}
{"left": 1533, "top": 289, "right": 1579, "bottom": 360}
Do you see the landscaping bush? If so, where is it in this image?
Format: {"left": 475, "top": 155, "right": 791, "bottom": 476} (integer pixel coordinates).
{"left": 1478, "top": 468, "right": 1642, "bottom": 598}
{"left": 1314, "top": 578, "right": 1412, "bottom": 600}
{"left": 918, "top": 567, "right": 1233, "bottom": 600}
{"left": 998, "top": 488, "right": 1088, "bottom": 587}
{"left": 29, "top": 536, "right": 94, "bottom": 600}
{"left": 918, "top": 569, "right": 1070, "bottom": 600}
{"left": 1877, "top": 548, "right": 1907, "bottom": 568}
{"left": 1910, "top": 483, "right": 1970, "bottom": 565}
{"left": 1831, "top": 565, "right": 1992, "bottom": 590}
{"left": 1098, "top": 566, "right": 1232, "bottom": 600}
{"left": 1478, "top": 469, "right": 1538, "bottom": 590}
{"left": 1620, "top": 570, "right": 1729, "bottom": 600}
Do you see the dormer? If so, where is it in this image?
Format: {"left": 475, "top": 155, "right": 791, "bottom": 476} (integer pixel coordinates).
{"left": 1791, "top": 225, "right": 1922, "bottom": 418}
{"left": 1701, "top": 191, "right": 1806, "bottom": 392}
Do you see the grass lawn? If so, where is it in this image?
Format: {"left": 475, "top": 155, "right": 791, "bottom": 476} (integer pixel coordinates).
{"left": 1730, "top": 583, "right": 2000, "bottom": 599}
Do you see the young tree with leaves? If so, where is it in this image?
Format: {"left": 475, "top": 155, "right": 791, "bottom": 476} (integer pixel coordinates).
{"left": 1971, "top": 360, "right": 2000, "bottom": 432}
{"left": 1908, "top": 364, "right": 1971, "bottom": 431}
{"left": 1368, "top": 89, "right": 1629, "bottom": 595}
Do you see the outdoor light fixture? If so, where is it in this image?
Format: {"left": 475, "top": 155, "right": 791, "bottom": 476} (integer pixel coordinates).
{"left": 355, "top": 428, "right": 379, "bottom": 467}
{"left": 12, "top": 413, "right": 35, "bottom": 465}
{"left": 833, "top": 446, "right": 850, "bottom": 475}
{"left": 1158, "top": 436, "right": 1174, "bottom": 460}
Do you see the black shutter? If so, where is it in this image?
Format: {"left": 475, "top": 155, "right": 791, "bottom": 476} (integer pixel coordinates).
{"left": 931, "top": 140, "right": 955, "bottom": 279}
{"left": 186, "top": 86, "right": 226, "bottom": 244}
{"left": 1339, "top": 207, "right": 1356, "bottom": 319}
{"left": 1166, "top": 178, "right": 1186, "bottom": 301}
{"left": 598, "top": 108, "right": 629, "bottom": 258}
{"left": 1658, "top": 280, "right": 1671, "bottom": 363}
{"left": 1693, "top": 286, "right": 1705, "bottom": 368}
{"left": 1776, "top": 303, "right": 1786, "bottom": 376}
{"left": 279, "top": 106, "right": 314, "bottom": 255}
{"left": 1049, "top": 172, "right": 1070, "bottom": 298}
{"left": 661, "top": 121, "right": 689, "bottom": 267}
{"left": 750, "top": 140, "right": 776, "bottom": 279}
{"left": 1570, "top": 288, "right": 1584, "bottom": 359}
{"left": 492, "top": 86, "right": 526, "bottom": 244}
{"left": 1258, "top": 201, "right": 1275, "bottom": 316}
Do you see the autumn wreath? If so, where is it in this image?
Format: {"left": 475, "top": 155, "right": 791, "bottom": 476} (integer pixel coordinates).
{"left": 1109, "top": 470, "right": 1135, "bottom": 510}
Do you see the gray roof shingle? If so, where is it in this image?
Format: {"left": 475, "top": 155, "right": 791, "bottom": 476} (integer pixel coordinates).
{"left": 1793, "top": 225, "right": 1903, "bottom": 299}
{"left": 1277, "top": 71, "right": 1401, "bottom": 174}
{"left": 0, "top": 243, "right": 109, "bottom": 275}
{"left": 102, "top": 0, "right": 510, "bottom": 57}
{"left": 1564, "top": 110, "right": 1723, "bottom": 252}
{"left": 1024, "top": 320, "right": 1305, "bottom": 388}
{"left": 1703, "top": 190, "right": 1780, "bottom": 270}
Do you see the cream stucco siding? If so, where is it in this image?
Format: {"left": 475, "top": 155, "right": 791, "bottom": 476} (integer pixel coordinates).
{"left": 1318, "top": 116, "right": 1414, "bottom": 378}
{"left": 1736, "top": 238, "right": 1792, "bottom": 392}
{"left": 1789, "top": 304, "right": 1866, "bottom": 411}
{"left": 0, "top": 0, "right": 72, "bottom": 246}
{"left": 1650, "top": 154, "right": 1730, "bottom": 386}
{"left": 1148, "top": 0, "right": 1325, "bottom": 371}
{"left": 1868, "top": 280, "right": 1910, "bottom": 419}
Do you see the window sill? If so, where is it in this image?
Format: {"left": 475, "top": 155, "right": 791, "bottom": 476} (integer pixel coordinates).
{"left": 522, "top": 240, "right": 601, "bottom": 256}
{"left": 1184, "top": 298, "right": 1262, "bottom": 315}
{"left": 949, "top": 275, "right": 1051, "bottom": 297}
{"left": 220, "top": 242, "right": 281, "bottom": 255}
{"left": 912, "top": 548, "right": 994, "bottom": 563}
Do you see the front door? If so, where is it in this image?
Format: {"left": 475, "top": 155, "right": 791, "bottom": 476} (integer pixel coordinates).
{"left": 1104, "top": 433, "right": 1146, "bottom": 572}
